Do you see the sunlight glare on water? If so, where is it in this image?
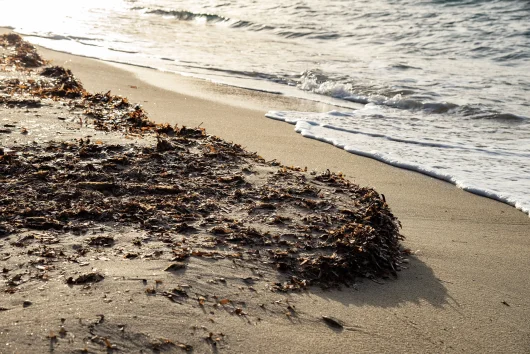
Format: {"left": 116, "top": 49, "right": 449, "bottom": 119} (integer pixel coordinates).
{"left": 1, "top": 1, "right": 126, "bottom": 38}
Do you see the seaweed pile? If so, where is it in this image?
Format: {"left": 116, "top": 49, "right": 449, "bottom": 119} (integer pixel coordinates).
{"left": 1, "top": 131, "right": 404, "bottom": 289}
{"left": 1, "top": 33, "right": 156, "bottom": 135}
{"left": 0, "top": 33, "right": 405, "bottom": 291}
{"left": 0, "top": 33, "right": 45, "bottom": 68}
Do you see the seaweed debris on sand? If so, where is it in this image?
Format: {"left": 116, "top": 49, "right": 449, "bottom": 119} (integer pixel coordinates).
{"left": 0, "top": 33, "right": 46, "bottom": 68}
{"left": 1, "top": 132, "right": 404, "bottom": 289}
{"left": 0, "top": 33, "right": 406, "bottom": 352}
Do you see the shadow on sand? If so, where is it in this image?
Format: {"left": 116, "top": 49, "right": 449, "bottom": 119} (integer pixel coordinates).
{"left": 299, "top": 256, "right": 452, "bottom": 309}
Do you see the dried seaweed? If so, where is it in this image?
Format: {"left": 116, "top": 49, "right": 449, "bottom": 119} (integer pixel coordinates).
{"left": 66, "top": 272, "right": 105, "bottom": 285}
{"left": 0, "top": 33, "right": 46, "bottom": 68}
{"left": 1, "top": 135, "right": 404, "bottom": 288}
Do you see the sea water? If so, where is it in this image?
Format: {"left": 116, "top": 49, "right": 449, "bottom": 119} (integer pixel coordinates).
{"left": 1, "top": 0, "right": 529, "bottom": 215}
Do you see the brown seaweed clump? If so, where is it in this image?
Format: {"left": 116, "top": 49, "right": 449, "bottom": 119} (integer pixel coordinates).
{"left": 82, "top": 91, "right": 156, "bottom": 131}
{"left": 37, "top": 66, "right": 85, "bottom": 98}
{"left": 0, "top": 133, "right": 404, "bottom": 289}
{"left": 0, "top": 33, "right": 178, "bottom": 135}
{"left": 1, "top": 64, "right": 85, "bottom": 99}
{"left": 0, "top": 33, "right": 45, "bottom": 68}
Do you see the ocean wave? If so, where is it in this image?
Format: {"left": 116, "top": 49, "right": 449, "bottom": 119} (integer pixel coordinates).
{"left": 266, "top": 111, "right": 527, "bottom": 157}
{"left": 494, "top": 51, "right": 530, "bottom": 62}
{"left": 428, "top": 0, "right": 491, "bottom": 7}
{"left": 457, "top": 105, "right": 529, "bottom": 122}
{"left": 265, "top": 110, "right": 530, "bottom": 216}
{"left": 390, "top": 63, "right": 422, "bottom": 70}
{"left": 297, "top": 70, "right": 455, "bottom": 113}
{"left": 130, "top": 6, "right": 343, "bottom": 40}
{"left": 296, "top": 69, "right": 528, "bottom": 120}
{"left": 108, "top": 48, "right": 139, "bottom": 54}
{"left": 143, "top": 9, "right": 230, "bottom": 23}
{"left": 16, "top": 32, "right": 105, "bottom": 46}
{"left": 134, "top": 7, "right": 282, "bottom": 33}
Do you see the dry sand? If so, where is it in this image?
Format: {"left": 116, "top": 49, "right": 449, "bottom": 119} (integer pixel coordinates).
{"left": 1, "top": 30, "right": 530, "bottom": 353}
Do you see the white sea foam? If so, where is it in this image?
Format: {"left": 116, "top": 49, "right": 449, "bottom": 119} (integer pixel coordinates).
{"left": 266, "top": 109, "right": 530, "bottom": 216}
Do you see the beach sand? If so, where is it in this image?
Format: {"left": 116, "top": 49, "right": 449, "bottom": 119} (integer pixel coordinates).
{"left": 1, "top": 30, "right": 530, "bottom": 353}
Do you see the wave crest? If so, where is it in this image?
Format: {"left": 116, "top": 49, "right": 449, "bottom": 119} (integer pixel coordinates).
{"left": 296, "top": 69, "right": 527, "bottom": 120}
{"left": 144, "top": 9, "right": 229, "bottom": 23}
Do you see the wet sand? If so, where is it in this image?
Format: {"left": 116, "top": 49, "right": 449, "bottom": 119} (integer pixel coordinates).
{"left": 1, "top": 30, "right": 530, "bottom": 353}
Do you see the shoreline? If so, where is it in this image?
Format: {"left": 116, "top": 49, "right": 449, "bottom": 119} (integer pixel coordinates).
{"left": 2, "top": 30, "right": 530, "bottom": 353}
{"left": 37, "top": 44, "right": 528, "bottom": 220}
{"left": 30, "top": 36, "right": 528, "bottom": 218}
